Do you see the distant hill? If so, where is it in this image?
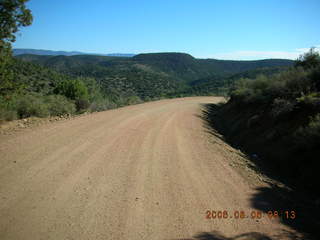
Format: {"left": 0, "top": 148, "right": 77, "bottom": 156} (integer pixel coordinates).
{"left": 2, "top": 51, "right": 296, "bottom": 123}
{"left": 106, "top": 53, "right": 136, "bottom": 57}
{"left": 13, "top": 48, "right": 135, "bottom": 57}
{"left": 16, "top": 52, "right": 294, "bottom": 80}
{"left": 13, "top": 49, "right": 84, "bottom": 56}
{"left": 15, "top": 52, "right": 294, "bottom": 98}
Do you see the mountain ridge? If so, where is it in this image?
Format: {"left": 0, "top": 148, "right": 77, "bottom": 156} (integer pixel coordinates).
{"left": 16, "top": 52, "right": 294, "bottom": 80}
{"left": 13, "top": 48, "right": 135, "bottom": 57}
{"left": 15, "top": 52, "right": 294, "bottom": 99}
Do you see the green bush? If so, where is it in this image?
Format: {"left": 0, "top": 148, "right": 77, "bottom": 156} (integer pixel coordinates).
{"left": 0, "top": 108, "right": 18, "bottom": 121}
{"left": 75, "top": 99, "right": 90, "bottom": 111}
{"left": 124, "top": 95, "right": 143, "bottom": 105}
{"left": 0, "top": 95, "right": 19, "bottom": 121}
{"left": 230, "top": 78, "right": 253, "bottom": 101}
{"left": 54, "top": 78, "right": 90, "bottom": 111}
{"left": 44, "top": 95, "right": 76, "bottom": 116}
{"left": 294, "top": 114, "right": 320, "bottom": 149}
{"left": 295, "top": 47, "right": 320, "bottom": 69}
{"left": 230, "top": 65, "right": 320, "bottom": 106}
{"left": 89, "top": 98, "right": 116, "bottom": 112}
{"left": 297, "top": 92, "right": 320, "bottom": 107}
{"left": 0, "top": 94, "right": 78, "bottom": 120}
{"left": 15, "top": 94, "right": 49, "bottom": 118}
{"left": 271, "top": 98, "right": 295, "bottom": 117}
{"left": 54, "top": 78, "right": 89, "bottom": 101}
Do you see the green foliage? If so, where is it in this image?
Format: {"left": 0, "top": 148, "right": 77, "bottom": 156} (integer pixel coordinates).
{"left": 190, "top": 66, "right": 290, "bottom": 96}
{"left": 44, "top": 95, "right": 76, "bottom": 116}
{"left": 0, "top": 93, "right": 76, "bottom": 120}
{"left": 0, "top": 50, "right": 16, "bottom": 94}
{"left": 230, "top": 67, "right": 317, "bottom": 105}
{"left": 16, "top": 53, "right": 294, "bottom": 97}
{"left": 296, "top": 92, "right": 320, "bottom": 108}
{"left": 54, "top": 78, "right": 88, "bottom": 101}
{"left": 0, "top": 56, "right": 121, "bottom": 120}
{"left": 0, "top": 0, "right": 33, "bottom": 44}
{"left": 295, "top": 47, "right": 320, "bottom": 70}
{"left": 15, "top": 94, "right": 50, "bottom": 118}
{"left": 0, "top": 108, "right": 17, "bottom": 121}
{"left": 0, "top": 0, "right": 33, "bottom": 95}
{"left": 294, "top": 114, "right": 320, "bottom": 149}
{"left": 271, "top": 98, "right": 295, "bottom": 117}
{"left": 124, "top": 95, "right": 142, "bottom": 105}
{"left": 0, "top": 50, "right": 295, "bottom": 121}
{"left": 88, "top": 98, "right": 116, "bottom": 112}
{"left": 213, "top": 48, "right": 320, "bottom": 196}
{"left": 54, "top": 78, "right": 90, "bottom": 111}
{"left": 0, "top": 95, "right": 18, "bottom": 120}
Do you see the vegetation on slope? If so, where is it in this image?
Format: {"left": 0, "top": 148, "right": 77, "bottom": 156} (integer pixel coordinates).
{"left": 0, "top": 52, "right": 295, "bottom": 122}
{"left": 17, "top": 52, "right": 294, "bottom": 84}
{"left": 14, "top": 52, "right": 293, "bottom": 101}
{"left": 207, "top": 48, "right": 320, "bottom": 196}
{"left": 189, "top": 66, "right": 290, "bottom": 96}
{"left": 0, "top": 58, "right": 117, "bottom": 120}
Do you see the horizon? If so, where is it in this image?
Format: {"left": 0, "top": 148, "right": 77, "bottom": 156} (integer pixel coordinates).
{"left": 13, "top": 47, "right": 299, "bottom": 61}
{"left": 13, "top": 0, "right": 320, "bottom": 60}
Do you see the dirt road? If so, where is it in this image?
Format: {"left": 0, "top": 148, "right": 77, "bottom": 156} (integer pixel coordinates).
{"left": 0, "top": 97, "right": 301, "bottom": 240}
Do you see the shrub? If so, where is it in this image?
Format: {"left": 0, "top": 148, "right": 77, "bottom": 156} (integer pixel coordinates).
{"left": 271, "top": 98, "right": 295, "bottom": 117}
{"left": 125, "top": 96, "right": 142, "bottom": 105}
{"left": 15, "top": 94, "right": 49, "bottom": 118}
{"left": 230, "top": 78, "right": 253, "bottom": 101}
{"left": 283, "top": 68, "right": 311, "bottom": 97}
{"left": 54, "top": 78, "right": 90, "bottom": 111}
{"left": 297, "top": 92, "right": 320, "bottom": 109}
{"left": 75, "top": 99, "right": 90, "bottom": 111}
{"left": 0, "top": 95, "right": 18, "bottom": 121}
{"left": 294, "top": 114, "right": 320, "bottom": 149}
{"left": 89, "top": 98, "right": 116, "bottom": 112}
{"left": 54, "top": 79, "right": 89, "bottom": 101}
{"left": 0, "top": 108, "right": 18, "bottom": 121}
{"left": 0, "top": 93, "right": 78, "bottom": 120}
{"left": 44, "top": 95, "right": 76, "bottom": 116}
{"left": 295, "top": 47, "right": 320, "bottom": 69}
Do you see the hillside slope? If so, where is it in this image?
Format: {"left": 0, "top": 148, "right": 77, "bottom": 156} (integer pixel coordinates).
{"left": 206, "top": 50, "right": 320, "bottom": 198}
{"left": 1, "top": 53, "right": 294, "bottom": 122}
{"left": 17, "top": 52, "right": 294, "bottom": 83}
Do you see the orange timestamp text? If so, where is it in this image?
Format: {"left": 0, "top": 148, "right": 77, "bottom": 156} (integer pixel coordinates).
{"left": 205, "top": 210, "right": 296, "bottom": 220}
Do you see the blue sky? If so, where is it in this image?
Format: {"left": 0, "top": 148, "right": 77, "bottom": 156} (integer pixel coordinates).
{"left": 13, "top": 0, "right": 320, "bottom": 60}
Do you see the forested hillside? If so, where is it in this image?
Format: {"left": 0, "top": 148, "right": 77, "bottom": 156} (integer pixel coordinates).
{"left": 206, "top": 48, "right": 320, "bottom": 197}
{"left": 0, "top": 51, "right": 294, "bottom": 122}
{"left": 15, "top": 52, "right": 293, "bottom": 96}
{"left": 17, "top": 52, "right": 293, "bottom": 83}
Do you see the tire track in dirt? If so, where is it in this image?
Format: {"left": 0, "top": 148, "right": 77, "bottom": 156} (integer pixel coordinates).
{"left": 0, "top": 97, "right": 302, "bottom": 240}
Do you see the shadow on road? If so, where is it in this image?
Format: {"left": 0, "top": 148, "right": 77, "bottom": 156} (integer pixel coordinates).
{"left": 197, "top": 103, "right": 320, "bottom": 240}
{"left": 251, "top": 186, "right": 319, "bottom": 240}
{"left": 170, "top": 230, "right": 301, "bottom": 240}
